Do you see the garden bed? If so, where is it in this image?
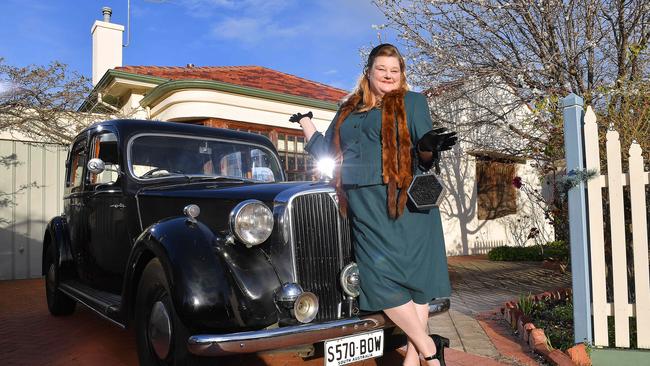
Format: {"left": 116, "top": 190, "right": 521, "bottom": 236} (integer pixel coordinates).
{"left": 501, "top": 288, "right": 591, "bottom": 366}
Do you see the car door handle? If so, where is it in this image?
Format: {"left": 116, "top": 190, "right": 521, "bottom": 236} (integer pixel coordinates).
{"left": 109, "top": 203, "right": 126, "bottom": 209}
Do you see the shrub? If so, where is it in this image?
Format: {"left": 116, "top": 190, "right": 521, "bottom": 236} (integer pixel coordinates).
{"left": 488, "top": 241, "right": 569, "bottom": 262}
{"left": 487, "top": 246, "right": 543, "bottom": 261}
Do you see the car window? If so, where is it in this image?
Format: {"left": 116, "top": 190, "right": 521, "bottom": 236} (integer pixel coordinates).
{"left": 88, "top": 132, "right": 119, "bottom": 186}
{"left": 67, "top": 139, "right": 86, "bottom": 192}
{"left": 129, "top": 134, "right": 282, "bottom": 182}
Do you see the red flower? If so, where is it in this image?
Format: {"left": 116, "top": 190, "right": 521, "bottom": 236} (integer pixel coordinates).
{"left": 512, "top": 176, "right": 523, "bottom": 189}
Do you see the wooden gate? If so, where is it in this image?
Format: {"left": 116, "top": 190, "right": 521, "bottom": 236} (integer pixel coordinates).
{"left": 563, "top": 94, "right": 650, "bottom": 350}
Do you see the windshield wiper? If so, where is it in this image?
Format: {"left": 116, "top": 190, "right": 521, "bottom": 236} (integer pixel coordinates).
{"left": 186, "top": 175, "right": 254, "bottom": 183}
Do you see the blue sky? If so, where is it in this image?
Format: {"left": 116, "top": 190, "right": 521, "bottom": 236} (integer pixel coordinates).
{"left": 0, "top": 0, "right": 402, "bottom": 91}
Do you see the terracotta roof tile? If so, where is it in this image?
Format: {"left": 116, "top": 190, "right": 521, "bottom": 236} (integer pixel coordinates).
{"left": 116, "top": 65, "right": 348, "bottom": 104}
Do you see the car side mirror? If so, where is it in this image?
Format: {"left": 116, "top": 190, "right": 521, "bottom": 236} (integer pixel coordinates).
{"left": 87, "top": 158, "right": 106, "bottom": 174}
{"left": 88, "top": 158, "right": 122, "bottom": 175}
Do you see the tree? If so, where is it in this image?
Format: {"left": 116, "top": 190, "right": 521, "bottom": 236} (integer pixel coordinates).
{"left": 374, "top": 0, "right": 650, "bottom": 242}
{"left": 373, "top": 0, "right": 649, "bottom": 154}
{"left": 0, "top": 58, "right": 115, "bottom": 144}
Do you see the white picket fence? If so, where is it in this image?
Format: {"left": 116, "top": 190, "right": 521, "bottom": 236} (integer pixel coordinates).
{"left": 581, "top": 106, "right": 650, "bottom": 349}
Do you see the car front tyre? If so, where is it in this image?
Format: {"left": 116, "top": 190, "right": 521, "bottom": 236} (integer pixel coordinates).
{"left": 44, "top": 244, "right": 76, "bottom": 316}
{"left": 135, "top": 259, "right": 201, "bottom": 366}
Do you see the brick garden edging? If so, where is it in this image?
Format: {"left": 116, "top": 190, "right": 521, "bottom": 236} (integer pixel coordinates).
{"left": 501, "top": 288, "right": 591, "bottom": 366}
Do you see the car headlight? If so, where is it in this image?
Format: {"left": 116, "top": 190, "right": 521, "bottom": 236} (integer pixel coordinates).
{"left": 340, "top": 262, "right": 360, "bottom": 297}
{"left": 229, "top": 200, "right": 273, "bottom": 247}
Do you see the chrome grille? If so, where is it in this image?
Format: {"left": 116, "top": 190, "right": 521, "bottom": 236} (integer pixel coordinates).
{"left": 290, "top": 192, "right": 352, "bottom": 321}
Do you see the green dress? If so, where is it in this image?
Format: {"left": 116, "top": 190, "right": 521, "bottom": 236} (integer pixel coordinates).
{"left": 305, "top": 91, "right": 451, "bottom": 311}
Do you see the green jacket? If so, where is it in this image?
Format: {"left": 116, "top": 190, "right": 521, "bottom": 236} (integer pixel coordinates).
{"left": 305, "top": 91, "right": 434, "bottom": 186}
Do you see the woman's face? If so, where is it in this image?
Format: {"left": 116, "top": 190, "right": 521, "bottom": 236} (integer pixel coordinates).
{"left": 367, "top": 55, "right": 402, "bottom": 97}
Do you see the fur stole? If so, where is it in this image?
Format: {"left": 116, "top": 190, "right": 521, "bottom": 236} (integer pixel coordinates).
{"left": 332, "top": 90, "right": 412, "bottom": 219}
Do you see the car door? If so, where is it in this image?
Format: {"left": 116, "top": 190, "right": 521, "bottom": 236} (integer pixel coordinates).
{"left": 83, "top": 131, "right": 131, "bottom": 293}
{"left": 64, "top": 135, "right": 92, "bottom": 283}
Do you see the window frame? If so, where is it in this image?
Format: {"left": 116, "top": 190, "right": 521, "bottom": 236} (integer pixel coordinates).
{"left": 66, "top": 137, "right": 88, "bottom": 192}
{"left": 126, "top": 132, "right": 285, "bottom": 183}
{"left": 86, "top": 131, "right": 120, "bottom": 188}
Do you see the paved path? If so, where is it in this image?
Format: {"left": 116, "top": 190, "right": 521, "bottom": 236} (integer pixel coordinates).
{"left": 429, "top": 256, "right": 572, "bottom": 365}
{"left": 0, "top": 256, "right": 571, "bottom": 366}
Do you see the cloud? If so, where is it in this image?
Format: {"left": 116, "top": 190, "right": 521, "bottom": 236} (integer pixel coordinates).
{"left": 324, "top": 69, "right": 338, "bottom": 75}
{"left": 211, "top": 17, "right": 304, "bottom": 45}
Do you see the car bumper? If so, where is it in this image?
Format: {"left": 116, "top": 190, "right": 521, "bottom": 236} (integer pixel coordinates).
{"left": 187, "top": 298, "right": 450, "bottom": 356}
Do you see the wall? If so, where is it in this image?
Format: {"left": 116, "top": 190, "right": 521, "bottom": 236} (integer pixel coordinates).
{"left": 0, "top": 139, "right": 67, "bottom": 280}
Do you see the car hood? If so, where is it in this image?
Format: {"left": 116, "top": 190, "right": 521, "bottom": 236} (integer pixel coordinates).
{"left": 136, "top": 180, "right": 313, "bottom": 233}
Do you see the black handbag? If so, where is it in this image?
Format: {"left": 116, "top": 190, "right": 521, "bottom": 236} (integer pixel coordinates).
{"left": 407, "top": 169, "right": 446, "bottom": 210}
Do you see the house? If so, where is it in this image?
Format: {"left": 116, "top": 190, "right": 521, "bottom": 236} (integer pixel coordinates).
{"left": 84, "top": 8, "right": 553, "bottom": 255}
{"left": 0, "top": 8, "right": 555, "bottom": 280}
{"left": 425, "top": 80, "right": 555, "bottom": 255}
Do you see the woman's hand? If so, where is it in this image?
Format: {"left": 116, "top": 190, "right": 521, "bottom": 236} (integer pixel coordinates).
{"left": 417, "top": 127, "right": 457, "bottom": 173}
{"left": 289, "top": 111, "right": 317, "bottom": 141}
{"left": 417, "top": 127, "right": 457, "bottom": 153}
{"left": 289, "top": 111, "right": 313, "bottom": 123}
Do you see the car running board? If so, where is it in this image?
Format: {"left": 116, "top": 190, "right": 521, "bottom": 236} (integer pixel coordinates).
{"left": 59, "top": 280, "right": 125, "bottom": 328}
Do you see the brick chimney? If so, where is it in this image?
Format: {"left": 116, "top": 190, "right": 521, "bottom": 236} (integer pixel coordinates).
{"left": 91, "top": 7, "right": 124, "bottom": 86}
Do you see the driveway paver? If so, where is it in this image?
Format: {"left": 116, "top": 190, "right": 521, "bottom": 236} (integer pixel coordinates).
{"left": 0, "top": 256, "right": 571, "bottom": 366}
{"left": 1, "top": 278, "right": 507, "bottom": 366}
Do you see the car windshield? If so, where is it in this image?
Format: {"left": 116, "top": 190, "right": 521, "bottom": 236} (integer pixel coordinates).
{"left": 129, "top": 134, "right": 283, "bottom": 182}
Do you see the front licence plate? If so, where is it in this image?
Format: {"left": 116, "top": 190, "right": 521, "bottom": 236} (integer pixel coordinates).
{"left": 324, "top": 329, "right": 384, "bottom": 366}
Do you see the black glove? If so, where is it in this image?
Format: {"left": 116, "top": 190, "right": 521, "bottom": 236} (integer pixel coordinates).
{"left": 289, "top": 111, "right": 313, "bottom": 123}
{"left": 417, "top": 127, "right": 458, "bottom": 173}
{"left": 417, "top": 127, "right": 458, "bottom": 153}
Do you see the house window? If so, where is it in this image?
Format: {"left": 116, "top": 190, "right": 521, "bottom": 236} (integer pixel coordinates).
{"left": 276, "top": 134, "right": 313, "bottom": 181}
{"left": 201, "top": 118, "right": 315, "bottom": 182}
{"left": 476, "top": 156, "right": 518, "bottom": 220}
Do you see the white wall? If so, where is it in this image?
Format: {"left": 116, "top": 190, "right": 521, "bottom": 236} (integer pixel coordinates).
{"left": 438, "top": 148, "right": 554, "bottom": 255}
{"left": 147, "top": 89, "right": 337, "bottom": 131}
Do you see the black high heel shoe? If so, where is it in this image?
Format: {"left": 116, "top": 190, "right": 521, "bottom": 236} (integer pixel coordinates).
{"left": 423, "top": 334, "right": 449, "bottom": 366}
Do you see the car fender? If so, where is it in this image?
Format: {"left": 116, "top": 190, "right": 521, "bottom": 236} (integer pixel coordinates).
{"left": 123, "top": 217, "right": 280, "bottom": 331}
{"left": 42, "top": 216, "right": 75, "bottom": 278}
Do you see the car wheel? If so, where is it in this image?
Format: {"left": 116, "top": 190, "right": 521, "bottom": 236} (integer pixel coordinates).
{"left": 44, "top": 244, "right": 76, "bottom": 316}
{"left": 135, "top": 259, "right": 201, "bottom": 366}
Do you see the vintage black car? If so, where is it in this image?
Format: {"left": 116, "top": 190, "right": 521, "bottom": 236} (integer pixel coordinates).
{"left": 42, "top": 119, "right": 449, "bottom": 365}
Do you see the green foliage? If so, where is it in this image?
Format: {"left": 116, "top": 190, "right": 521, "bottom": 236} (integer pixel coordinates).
{"left": 525, "top": 294, "right": 640, "bottom": 351}
{"left": 529, "top": 296, "right": 575, "bottom": 351}
{"left": 488, "top": 246, "right": 542, "bottom": 261}
{"left": 543, "top": 241, "right": 570, "bottom": 262}
{"left": 487, "top": 241, "right": 568, "bottom": 262}
{"left": 517, "top": 293, "right": 534, "bottom": 316}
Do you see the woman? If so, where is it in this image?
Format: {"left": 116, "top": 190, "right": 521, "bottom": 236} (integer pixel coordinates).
{"left": 290, "top": 44, "right": 456, "bottom": 366}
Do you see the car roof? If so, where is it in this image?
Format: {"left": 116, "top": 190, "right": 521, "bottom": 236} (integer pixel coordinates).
{"left": 82, "top": 119, "right": 277, "bottom": 151}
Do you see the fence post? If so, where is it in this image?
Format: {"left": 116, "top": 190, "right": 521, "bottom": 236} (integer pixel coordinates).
{"left": 561, "top": 93, "right": 593, "bottom": 345}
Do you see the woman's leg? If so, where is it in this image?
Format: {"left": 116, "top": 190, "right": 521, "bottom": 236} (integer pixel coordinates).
{"left": 402, "top": 302, "right": 431, "bottom": 365}
{"left": 384, "top": 301, "right": 439, "bottom": 366}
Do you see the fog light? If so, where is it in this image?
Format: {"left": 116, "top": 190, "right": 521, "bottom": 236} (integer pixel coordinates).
{"left": 293, "top": 292, "right": 318, "bottom": 323}
{"left": 274, "top": 283, "right": 303, "bottom": 309}
{"left": 340, "top": 262, "right": 360, "bottom": 297}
